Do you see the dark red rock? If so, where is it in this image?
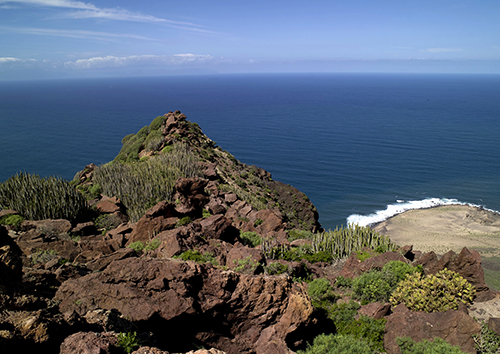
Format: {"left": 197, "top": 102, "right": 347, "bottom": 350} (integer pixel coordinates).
{"left": 55, "top": 257, "right": 321, "bottom": 354}
{"left": 59, "top": 331, "right": 118, "bottom": 354}
{"left": 384, "top": 304, "right": 480, "bottom": 354}
{"left": 356, "top": 302, "right": 391, "bottom": 320}
{"left": 200, "top": 215, "right": 239, "bottom": 243}
{"left": 0, "top": 225, "right": 23, "bottom": 286}
{"left": 340, "top": 251, "right": 407, "bottom": 279}
{"left": 415, "top": 247, "right": 493, "bottom": 300}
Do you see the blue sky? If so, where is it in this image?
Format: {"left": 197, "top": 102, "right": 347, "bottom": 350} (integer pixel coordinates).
{"left": 1, "top": 0, "right": 500, "bottom": 79}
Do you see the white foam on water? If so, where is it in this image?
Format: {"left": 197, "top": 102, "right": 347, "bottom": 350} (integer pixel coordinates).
{"left": 345, "top": 198, "right": 499, "bottom": 227}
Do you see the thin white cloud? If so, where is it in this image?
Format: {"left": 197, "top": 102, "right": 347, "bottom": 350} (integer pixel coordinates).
{"left": 64, "top": 54, "right": 216, "bottom": 69}
{"left": 0, "top": 0, "right": 212, "bottom": 32}
{"left": 0, "top": 56, "right": 37, "bottom": 63}
{"left": 422, "top": 48, "right": 463, "bottom": 53}
{"left": 1, "top": 26, "right": 152, "bottom": 41}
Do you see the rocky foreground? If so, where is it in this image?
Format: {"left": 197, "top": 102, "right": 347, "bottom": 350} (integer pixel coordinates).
{"left": 1, "top": 111, "right": 499, "bottom": 353}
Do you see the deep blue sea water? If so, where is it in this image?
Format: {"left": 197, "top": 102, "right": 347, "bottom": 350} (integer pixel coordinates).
{"left": 1, "top": 73, "right": 499, "bottom": 230}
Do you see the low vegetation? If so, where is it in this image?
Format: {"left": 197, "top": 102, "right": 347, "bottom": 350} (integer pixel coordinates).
{"left": 0, "top": 172, "right": 91, "bottom": 222}
{"left": 93, "top": 143, "right": 201, "bottom": 222}
{"left": 311, "top": 224, "right": 396, "bottom": 259}
{"left": 396, "top": 336, "right": 467, "bottom": 354}
{"left": 390, "top": 268, "right": 475, "bottom": 312}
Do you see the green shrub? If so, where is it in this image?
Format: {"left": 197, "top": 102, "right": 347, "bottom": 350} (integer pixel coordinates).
{"left": 352, "top": 270, "right": 392, "bottom": 304}
{"left": 144, "top": 129, "right": 164, "bottom": 152}
{"left": 30, "top": 249, "right": 59, "bottom": 265}
{"left": 254, "top": 218, "right": 263, "bottom": 226}
{"left": 352, "top": 261, "right": 421, "bottom": 304}
{"left": 94, "top": 213, "right": 123, "bottom": 231}
{"left": 175, "top": 250, "right": 218, "bottom": 265}
{"left": 0, "top": 173, "right": 91, "bottom": 222}
{"left": 311, "top": 223, "right": 395, "bottom": 259}
{"left": 397, "top": 336, "right": 467, "bottom": 353}
{"left": 473, "top": 321, "right": 500, "bottom": 354}
{"left": 287, "top": 229, "right": 314, "bottom": 242}
{"left": 390, "top": 269, "right": 476, "bottom": 312}
{"left": 94, "top": 143, "right": 201, "bottom": 222}
{"left": 117, "top": 331, "right": 141, "bottom": 353}
{"left": 325, "top": 301, "right": 386, "bottom": 352}
{"left": 335, "top": 275, "right": 353, "bottom": 288}
{"left": 239, "top": 231, "right": 262, "bottom": 247}
{"left": 202, "top": 209, "right": 211, "bottom": 219}
{"left": 298, "top": 333, "right": 375, "bottom": 354}
{"left": 0, "top": 214, "right": 25, "bottom": 229}
{"left": 264, "top": 261, "right": 289, "bottom": 275}
{"left": 308, "top": 278, "right": 336, "bottom": 306}
{"left": 262, "top": 241, "right": 333, "bottom": 263}
{"left": 127, "top": 239, "right": 161, "bottom": 253}
{"left": 128, "top": 241, "right": 146, "bottom": 252}
{"left": 176, "top": 216, "right": 192, "bottom": 227}
{"left": 149, "top": 115, "right": 167, "bottom": 131}
{"left": 233, "top": 256, "right": 259, "bottom": 274}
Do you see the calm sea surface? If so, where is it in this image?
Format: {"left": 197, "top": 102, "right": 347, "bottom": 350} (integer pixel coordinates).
{"left": 1, "top": 73, "right": 499, "bottom": 230}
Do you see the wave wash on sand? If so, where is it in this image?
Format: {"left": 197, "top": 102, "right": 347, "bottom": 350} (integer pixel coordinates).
{"left": 346, "top": 198, "right": 500, "bottom": 227}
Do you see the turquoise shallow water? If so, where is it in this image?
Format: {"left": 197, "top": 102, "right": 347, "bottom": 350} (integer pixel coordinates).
{"left": 1, "top": 73, "right": 499, "bottom": 229}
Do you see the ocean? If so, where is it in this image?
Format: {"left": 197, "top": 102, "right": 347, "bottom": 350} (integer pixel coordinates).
{"left": 1, "top": 73, "right": 499, "bottom": 230}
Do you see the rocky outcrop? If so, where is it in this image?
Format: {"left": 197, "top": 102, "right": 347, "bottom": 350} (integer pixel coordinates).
{"left": 55, "top": 257, "right": 321, "bottom": 353}
{"left": 339, "top": 250, "right": 408, "bottom": 279}
{"left": 415, "top": 247, "right": 494, "bottom": 301}
{"left": 384, "top": 304, "right": 480, "bottom": 354}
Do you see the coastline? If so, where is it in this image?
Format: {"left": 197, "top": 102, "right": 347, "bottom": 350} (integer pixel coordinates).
{"left": 371, "top": 204, "right": 500, "bottom": 257}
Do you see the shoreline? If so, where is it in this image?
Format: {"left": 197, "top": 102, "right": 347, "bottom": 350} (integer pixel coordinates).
{"left": 371, "top": 204, "right": 500, "bottom": 257}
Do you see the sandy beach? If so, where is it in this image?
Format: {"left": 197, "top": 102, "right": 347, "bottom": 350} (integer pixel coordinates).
{"left": 372, "top": 204, "right": 500, "bottom": 257}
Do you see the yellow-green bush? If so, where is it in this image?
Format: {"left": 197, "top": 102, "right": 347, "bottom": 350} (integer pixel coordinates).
{"left": 390, "top": 269, "right": 475, "bottom": 312}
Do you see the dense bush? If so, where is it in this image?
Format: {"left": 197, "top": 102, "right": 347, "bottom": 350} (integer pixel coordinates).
{"left": 311, "top": 223, "right": 395, "bottom": 259}
{"left": 397, "top": 336, "right": 467, "bottom": 354}
{"left": 308, "top": 278, "right": 336, "bottom": 305}
{"left": 239, "top": 231, "right": 262, "bottom": 247}
{"left": 390, "top": 269, "right": 476, "bottom": 312}
{"left": 175, "top": 250, "right": 218, "bottom": 265}
{"left": 127, "top": 239, "right": 161, "bottom": 253}
{"left": 298, "top": 333, "right": 375, "bottom": 354}
{"left": 352, "top": 261, "right": 422, "bottom": 304}
{"left": 93, "top": 143, "right": 201, "bottom": 222}
{"left": 0, "top": 214, "right": 25, "bottom": 229}
{"left": 264, "top": 261, "right": 289, "bottom": 275}
{"left": 0, "top": 172, "right": 91, "bottom": 222}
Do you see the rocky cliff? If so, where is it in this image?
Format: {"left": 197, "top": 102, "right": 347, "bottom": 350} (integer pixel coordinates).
{"left": 0, "top": 111, "right": 499, "bottom": 354}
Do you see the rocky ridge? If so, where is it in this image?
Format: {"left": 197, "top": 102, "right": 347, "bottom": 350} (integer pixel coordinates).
{"left": 0, "top": 111, "right": 499, "bottom": 353}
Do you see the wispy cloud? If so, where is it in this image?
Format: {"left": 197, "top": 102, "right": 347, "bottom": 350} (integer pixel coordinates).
{"left": 64, "top": 54, "right": 217, "bottom": 69}
{"left": 422, "top": 48, "right": 463, "bottom": 53}
{"left": 1, "top": 26, "right": 152, "bottom": 41}
{"left": 0, "top": 0, "right": 213, "bottom": 32}
{"left": 0, "top": 56, "right": 37, "bottom": 63}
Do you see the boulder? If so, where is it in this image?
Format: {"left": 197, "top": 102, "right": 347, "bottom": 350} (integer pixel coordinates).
{"left": 0, "top": 225, "right": 24, "bottom": 286}
{"left": 356, "top": 302, "right": 391, "bottom": 320}
{"left": 199, "top": 215, "right": 239, "bottom": 243}
{"left": 126, "top": 202, "right": 178, "bottom": 245}
{"left": 55, "top": 258, "right": 322, "bottom": 354}
{"left": 384, "top": 304, "right": 480, "bottom": 354}
{"left": 415, "top": 247, "right": 493, "bottom": 300}
{"left": 59, "top": 331, "right": 118, "bottom": 354}
{"left": 173, "top": 177, "right": 209, "bottom": 216}
{"left": 339, "top": 251, "right": 407, "bottom": 279}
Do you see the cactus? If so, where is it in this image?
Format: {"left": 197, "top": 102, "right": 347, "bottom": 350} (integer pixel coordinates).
{"left": 0, "top": 172, "right": 91, "bottom": 222}
{"left": 311, "top": 223, "right": 395, "bottom": 259}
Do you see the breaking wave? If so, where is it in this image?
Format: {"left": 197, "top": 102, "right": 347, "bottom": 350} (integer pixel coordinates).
{"left": 346, "top": 198, "right": 500, "bottom": 227}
